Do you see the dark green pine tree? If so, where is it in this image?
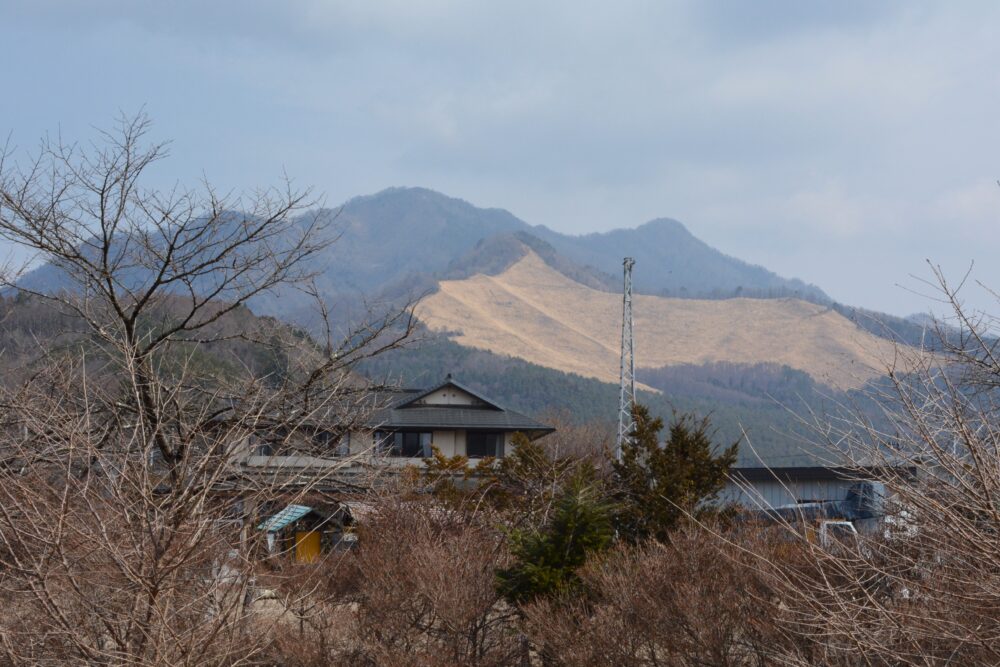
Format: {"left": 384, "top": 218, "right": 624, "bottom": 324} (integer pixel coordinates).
{"left": 496, "top": 476, "right": 614, "bottom": 604}
{"left": 613, "top": 404, "right": 739, "bottom": 542}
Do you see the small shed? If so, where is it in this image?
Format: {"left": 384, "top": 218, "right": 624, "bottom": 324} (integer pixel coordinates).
{"left": 258, "top": 503, "right": 349, "bottom": 562}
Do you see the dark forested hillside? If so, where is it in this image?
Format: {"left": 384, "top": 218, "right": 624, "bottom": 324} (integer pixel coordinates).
{"left": 1, "top": 292, "right": 872, "bottom": 467}
{"left": 637, "top": 362, "right": 822, "bottom": 407}
{"left": 441, "top": 231, "right": 617, "bottom": 291}
{"left": 13, "top": 186, "right": 826, "bottom": 322}
{"left": 0, "top": 294, "right": 311, "bottom": 389}
{"left": 4, "top": 185, "right": 916, "bottom": 469}
{"left": 359, "top": 333, "right": 847, "bottom": 466}
{"left": 327, "top": 187, "right": 828, "bottom": 302}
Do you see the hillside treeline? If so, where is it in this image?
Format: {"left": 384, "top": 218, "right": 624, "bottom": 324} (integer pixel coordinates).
{"left": 0, "top": 293, "right": 308, "bottom": 388}
{"left": 361, "top": 336, "right": 845, "bottom": 466}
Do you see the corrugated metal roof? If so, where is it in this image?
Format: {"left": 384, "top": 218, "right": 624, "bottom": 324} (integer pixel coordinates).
{"left": 258, "top": 504, "right": 312, "bottom": 532}
{"left": 729, "top": 465, "right": 916, "bottom": 483}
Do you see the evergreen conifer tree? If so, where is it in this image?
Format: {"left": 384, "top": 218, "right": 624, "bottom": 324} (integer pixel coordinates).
{"left": 496, "top": 476, "right": 614, "bottom": 604}
{"left": 613, "top": 404, "right": 739, "bottom": 542}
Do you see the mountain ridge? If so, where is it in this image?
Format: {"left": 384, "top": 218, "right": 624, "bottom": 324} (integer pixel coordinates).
{"left": 13, "top": 185, "right": 937, "bottom": 354}
{"left": 6, "top": 185, "right": 919, "bottom": 466}
{"left": 333, "top": 186, "right": 829, "bottom": 301}
{"left": 11, "top": 186, "right": 828, "bottom": 313}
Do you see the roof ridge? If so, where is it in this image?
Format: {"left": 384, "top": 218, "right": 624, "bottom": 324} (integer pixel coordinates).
{"left": 395, "top": 376, "right": 506, "bottom": 411}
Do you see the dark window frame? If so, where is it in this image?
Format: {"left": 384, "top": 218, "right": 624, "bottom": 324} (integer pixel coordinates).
{"left": 375, "top": 430, "right": 433, "bottom": 458}
{"left": 466, "top": 431, "right": 504, "bottom": 459}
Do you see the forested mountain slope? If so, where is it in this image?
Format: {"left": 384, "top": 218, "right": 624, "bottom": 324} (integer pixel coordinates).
{"left": 6, "top": 185, "right": 928, "bottom": 470}
{"left": 20, "top": 186, "right": 933, "bottom": 349}
{"left": 224, "top": 187, "right": 830, "bottom": 324}
{"left": 324, "top": 187, "right": 827, "bottom": 298}
{"left": 359, "top": 334, "right": 847, "bottom": 467}
{"left": 0, "top": 294, "right": 310, "bottom": 389}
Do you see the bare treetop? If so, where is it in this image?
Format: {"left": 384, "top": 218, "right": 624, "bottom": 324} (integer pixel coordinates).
{"left": 0, "top": 113, "right": 336, "bottom": 353}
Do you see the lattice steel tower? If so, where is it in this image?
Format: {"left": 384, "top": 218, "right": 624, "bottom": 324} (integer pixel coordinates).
{"left": 616, "top": 257, "right": 636, "bottom": 462}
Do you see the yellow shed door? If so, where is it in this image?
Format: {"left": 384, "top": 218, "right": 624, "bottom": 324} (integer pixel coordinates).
{"left": 294, "top": 531, "right": 321, "bottom": 563}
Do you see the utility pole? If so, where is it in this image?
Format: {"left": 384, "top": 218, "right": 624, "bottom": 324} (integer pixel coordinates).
{"left": 616, "top": 257, "right": 636, "bottom": 462}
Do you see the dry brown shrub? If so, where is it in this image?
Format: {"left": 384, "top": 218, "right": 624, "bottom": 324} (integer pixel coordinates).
{"left": 522, "top": 524, "right": 842, "bottom": 667}
{"left": 346, "top": 500, "right": 520, "bottom": 667}
{"left": 743, "top": 269, "right": 1000, "bottom": 665}
{"left": 0, "top": 114, "right": 416, "bottom": 665}
{"left": 263, "top": 499, "right": 522, "bottom": 666}
{"left": 535, "top": 411, "right": 614, "bottom": 472}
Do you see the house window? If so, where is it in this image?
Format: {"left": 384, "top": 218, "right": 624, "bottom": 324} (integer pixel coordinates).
{"left": 375, "top": 431, "right": 432, "bottom": 457}
{"left": 318, "top": 430, "right": 350, "bottom": 457}
{"left": 336, "top": 433, "right": 351, "bottom": 457}
{"left": 466, "top": 432, "right": 504, "bottom": 459}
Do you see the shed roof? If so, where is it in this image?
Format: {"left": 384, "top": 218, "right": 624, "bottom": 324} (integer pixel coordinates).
{"left": 258, "top": 504, "right": 312, "bottom": 532}
{"left": 729, "top": 464, "right": 917, "bottom": 483}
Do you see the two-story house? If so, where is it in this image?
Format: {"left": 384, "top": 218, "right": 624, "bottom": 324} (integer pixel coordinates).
{"left": 243, "top": 376, "right": 553, "bottom": 561}
{"left": 354, "top": 375, "right": 554, "bottom": 460}
{"left": 240, "top": 374, "right": 554, "bottom": 477}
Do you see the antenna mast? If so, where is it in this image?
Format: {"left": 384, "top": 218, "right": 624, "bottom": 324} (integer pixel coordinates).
{"left": 616, "top": 257, "right": 636, "bottom": 462}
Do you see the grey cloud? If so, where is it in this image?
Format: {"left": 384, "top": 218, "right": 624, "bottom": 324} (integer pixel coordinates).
{"left": 1, "top": 1, "right": 999, "bottom": 315}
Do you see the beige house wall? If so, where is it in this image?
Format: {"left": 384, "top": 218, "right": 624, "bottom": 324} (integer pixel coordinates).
{"left": 432, "top": 431, "right": 514, "bottom": 459}
{"left": 348, "top": 430, "right": 374, "bottom": 456}
{"left": 431, "top": 430, "right": 459, "bottom": 457}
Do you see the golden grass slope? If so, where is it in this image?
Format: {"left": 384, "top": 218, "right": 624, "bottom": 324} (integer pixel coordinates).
{"left": 417, "top": 251, "right": 902, "bottom": 391}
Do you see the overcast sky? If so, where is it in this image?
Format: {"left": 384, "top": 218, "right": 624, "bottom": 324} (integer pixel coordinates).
{"left": 2, "top": 1, "right": 999, "bottom": 316}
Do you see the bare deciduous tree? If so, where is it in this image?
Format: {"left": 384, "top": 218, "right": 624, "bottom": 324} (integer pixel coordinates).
{"left": 0, "top": 114, "right": 416, "bottom": 664}
{"left": 740, "top": 267, "right": 1000, "bottom": 666}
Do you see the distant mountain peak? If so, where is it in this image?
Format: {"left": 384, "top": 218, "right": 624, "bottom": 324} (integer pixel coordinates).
{"left": 15, "top": 185, "right": 831, "bottom": 324}
{"left": 345, "top": 186, "right": 513, "bottom": 219}
{"left": 349, "top": 185, "right": 452, "bottom": 203}
{"left": 634, "top": 217, "right": 693, "bottom": 235}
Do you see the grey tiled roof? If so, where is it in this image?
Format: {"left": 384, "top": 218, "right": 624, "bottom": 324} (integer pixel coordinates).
{"left": 395, "top": 377, "right": 504, "bottom": 410}
{"left": 369, "top": 405, "right": 553, "bottom": 433}
{"left": 366, "top": 377, "right": 553, "bottom": 435}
